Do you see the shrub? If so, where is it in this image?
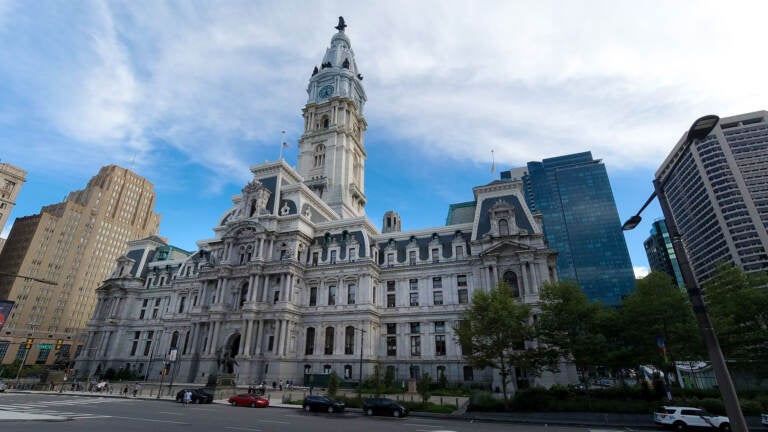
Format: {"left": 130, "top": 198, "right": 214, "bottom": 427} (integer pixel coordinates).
{"left": 468, "top": 391, "right": 505, "bottom": 412}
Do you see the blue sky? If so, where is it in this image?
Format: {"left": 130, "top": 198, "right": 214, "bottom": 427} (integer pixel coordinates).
{"left": 1, "top": 0, "right": 767, "bottom": 277}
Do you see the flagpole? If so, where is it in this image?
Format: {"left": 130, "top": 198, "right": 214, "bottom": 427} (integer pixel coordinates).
{"left": 279, "top": 130, "right": 286, "bottom": 160}
{"left": 490, "top": 149, "right": 496, "bottom": 177}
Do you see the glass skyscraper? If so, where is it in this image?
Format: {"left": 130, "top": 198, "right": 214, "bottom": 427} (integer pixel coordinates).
{"left": 503, "top": 152, "right": 635, "bottom": 305}
{"left": 644, "top": 219, "right": 685, "bottom": 289}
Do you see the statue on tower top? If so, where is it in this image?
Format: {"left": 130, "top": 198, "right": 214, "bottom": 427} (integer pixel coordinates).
{"left": 335, "top": 16, "right": 346, "bottom": 32}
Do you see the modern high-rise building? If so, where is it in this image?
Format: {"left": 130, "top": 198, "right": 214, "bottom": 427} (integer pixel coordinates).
{"left": 0, "top": 161, "right": 27, "bottom": 252}
{"left": 643, "top": 219, "right": 684, "bottom": 288}
{"left": 0, "top": 165, "right": 160, "bottom": 366}
{"left": 657, "top": 110, "right": 768, "bottom": 285}
{"left": 502, "top": 152, "right": 635, "bottom": 305}
{"left": 77, "top": 19, "right": 575, "bottom": 392}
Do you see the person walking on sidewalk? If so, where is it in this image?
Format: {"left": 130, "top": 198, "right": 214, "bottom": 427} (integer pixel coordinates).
{"left": 183, "top": 390, "right": 192, "bottom": 407}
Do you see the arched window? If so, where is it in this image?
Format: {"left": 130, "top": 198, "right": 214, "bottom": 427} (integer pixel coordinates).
{"left": 499, "top": 219, "right": 509, "bottom": 236}
{"left": 324, "top": 327, "right": 335, "bottom": 355}
{"left": 239, "top": 283, "right": 248, "bottom": 308}
{"left": 344, "top": 326, "right": 355, "bottom": 355}
{"left": 344, "top": 364, "right": 353, "bottom": 379}
{"left": 314, "top": 144, "right": 326, "bottom": 167}
{"left": 503, "top": 270, "right": 520, "bottom": 297}
{"left": 305, "top": 327, "right": 315, "bottom": 355}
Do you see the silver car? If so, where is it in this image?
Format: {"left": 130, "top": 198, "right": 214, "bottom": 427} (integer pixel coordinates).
{"left": 0, "top": 381, "right": 7, "bottom": 392}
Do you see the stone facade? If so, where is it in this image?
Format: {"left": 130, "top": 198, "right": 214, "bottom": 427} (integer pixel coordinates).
{"left": 77, "top": 19, "right": 572, "bottom": 391}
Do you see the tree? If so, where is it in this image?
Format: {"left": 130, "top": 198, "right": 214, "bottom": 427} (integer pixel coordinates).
{"left": 454, "top": 281, "right": 551, "bottom": 408}
{"left": 617, "top": 272, "right": 703, "bottom": 389}
{"left": 704, "top": 264, "right": 768, "bottom": 373}
{"left": 537, "top": 281, "right": 610, "bottom": 389}
{"left": 416, "top": 372, "right": 432, "bottom": 402}
{"left": 327, "top": 371, "right": 339, "bottom": 397}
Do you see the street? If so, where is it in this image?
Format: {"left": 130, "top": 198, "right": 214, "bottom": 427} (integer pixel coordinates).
{"left": 0, "top": 393, "right": 614, "bottom": 432}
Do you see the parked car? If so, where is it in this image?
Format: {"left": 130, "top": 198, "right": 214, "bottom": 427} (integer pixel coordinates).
{"left": 654, "top": 406, "right": 730, "bottom": 431}
{"left": 302, "top": 395, "right": 345, "bottom": 413}
{"left": 362, "top": 397, "right": 408, "bottom": 417}
{"left": 0, "top": 381, "right": 7, "bottom": 392}
{"left": 175, "top": 388, "right": 214, "bottom": 404}
{"left": 761, "top": 413, "right": 767, "bottom": 428}
{"left": 228, "top": 394, "right": 269, "bottom": 408}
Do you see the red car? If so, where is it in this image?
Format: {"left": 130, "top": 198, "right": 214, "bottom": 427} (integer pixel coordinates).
{"left": 228, "top": 394, "right": 269, "bottom": 408}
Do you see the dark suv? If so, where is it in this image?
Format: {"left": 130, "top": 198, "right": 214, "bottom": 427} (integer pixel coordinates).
{"left": 302, "top": 395, "right": 345, "bottom": 413}
{"left": 362, "top": 397, "right": 408, "bottom": 417}
{"left": 175, "top": 388, "right": 215, "bottom": 404}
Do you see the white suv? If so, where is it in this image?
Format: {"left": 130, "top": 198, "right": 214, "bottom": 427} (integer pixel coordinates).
{"left": 654, "top": 406, "right": 730, "bottom": 431}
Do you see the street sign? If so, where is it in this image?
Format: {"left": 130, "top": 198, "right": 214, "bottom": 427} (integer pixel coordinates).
{"left": 37, "top": 344, "right": 53, "bottom": 349}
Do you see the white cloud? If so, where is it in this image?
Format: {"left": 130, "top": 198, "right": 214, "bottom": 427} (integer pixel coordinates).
{"left": 634, "top": 266, "right": 651, "bottom": 279}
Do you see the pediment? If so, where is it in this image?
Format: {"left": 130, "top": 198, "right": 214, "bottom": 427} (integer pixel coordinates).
{"left": 479, "top": 239, "right": 534, "bottom": 256}
{"left": 223, "top": 220, "right": 268, "bottom": 239}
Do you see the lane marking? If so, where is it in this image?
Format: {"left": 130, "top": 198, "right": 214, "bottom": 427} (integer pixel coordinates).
{"left": 158, "top": 411, "right": 185, "bottom": 415}
{"left": 110, "top": 415, "right": 189, "bottom": 424}
{"left": 257, "top": 419, "right": 290, "bottom": 424}
{"left": 225, "top": 427, "right": 263, "bottom": 431}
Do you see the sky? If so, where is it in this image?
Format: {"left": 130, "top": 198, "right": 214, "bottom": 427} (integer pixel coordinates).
{"left": 1, "top": 0, "right": 767, "bottom": 278}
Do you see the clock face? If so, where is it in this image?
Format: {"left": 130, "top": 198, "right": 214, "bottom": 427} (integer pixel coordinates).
{"left": 319, "top": 85, "right": 334, "bottom": 99}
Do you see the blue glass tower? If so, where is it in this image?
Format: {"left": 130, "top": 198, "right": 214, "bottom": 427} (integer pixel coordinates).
{"left": 504, "top": 152, "right": 635, "bottom": 305}
{"left": 643, "top": 219, "right": 685, "bottom": 289}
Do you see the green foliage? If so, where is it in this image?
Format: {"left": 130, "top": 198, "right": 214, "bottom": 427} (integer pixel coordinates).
{"left": 704, "top": 264, "right": 768, "bottom": 369}
{"left": 416, "top": 373, "right": 432, "bottom": 402}
{"left": 538, "top": 281, "right": 610, "bottom": 387}
{"left": 327, "top": 371, "right": 339, "bottom": 397}
{"left": 468, "top": 391, "right": 506, "bottom": 412}
{"left": 614, "top": 272, "right": 703, "bottom": 374}
{"left": 455, "top": 281, "right": 551, "bottom": 407}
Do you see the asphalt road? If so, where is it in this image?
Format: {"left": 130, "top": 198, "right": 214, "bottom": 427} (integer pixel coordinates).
{"left": 0, "top": 393, "right": 609, "bottom": 432}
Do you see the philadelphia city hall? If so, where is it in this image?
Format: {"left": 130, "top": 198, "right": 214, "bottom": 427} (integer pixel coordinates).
{"left": 78, "top": 18, "right": 572, "bottom": 391}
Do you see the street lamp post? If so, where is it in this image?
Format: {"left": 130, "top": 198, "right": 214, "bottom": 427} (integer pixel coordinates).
{"left": 623, "top": 115, "right": 748, "bottom": 432}
{"left": 353, "top": 326, "right": 367, "bottom": 400}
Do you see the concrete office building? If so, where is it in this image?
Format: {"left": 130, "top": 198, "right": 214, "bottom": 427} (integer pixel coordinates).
{"left": 657, "top": 111, "right": 768, "bottom": 284}
{"left": 501, "top": 153, "right": 635, "bottom": 305}
{"left": 78, "top": 19, "right": 574, "bottom": 392}
{"left": 0, "top": 162, "right": 27, "bottom": 253}
{"left": 0, "top": 165, "right": 160, "bottom": 366}
{"left": 643, "top": 219, "right": 685, "bottom": 288}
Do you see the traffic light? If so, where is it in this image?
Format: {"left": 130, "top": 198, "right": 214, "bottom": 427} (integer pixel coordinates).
{"left": 55, "top": 339, "right": 63, "bottom": 350}
{"left": 25, "top": 338, "right": 33, "bottom": 349}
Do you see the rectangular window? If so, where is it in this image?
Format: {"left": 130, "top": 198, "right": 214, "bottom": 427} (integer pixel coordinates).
{"left": 410, "top": 335, "right": 421, "bottom": 356}
{"left": 268, "top": 336, "right": 274, "bottom": 351}
{"left": 312, "top": 252, "right": 319, "bottom": 266}
{"left": 309, "top": 287, "right": 317, "bottom": 306}
{"left": 458, "top": 289, "right": 469, "bottom": 304}
{"left": 0, "top": 342, "right": 9, "bottom": 361}
{"left": 435, "top": 321, "right": 445, "bottom": 333}
{"left": 35, "top": 348, "right": 51, "bottom": 364}
{"left": 456, "top": 246, "right": 464, "bottom": 258}
{"left": 435, "top": 335, "right": 446, "bottom": 356}
{"left": 387, "top": 253, "right": 394, "bottom": 265}
{"left": 347, "top": 284, "right": 356, "bottom": 304}
{"left": 15, "top": 345, "right": 28, "bottom": 361}
{"left": 457, "top": 275, "right": 467, "bottom": 286}
{"left": 387, "top": 280, "right": 395, "bottom": 291}
{"left": 409, "top": 250, "right": 416, "bottom": 265}
{"left": 330, "top": 250, "right": 337, "bottom": 264}
{"left": 432, "top": 277, "right": 442, "bottom": 289}
{"left": 387, "top": 293, "right": 396, "bottom": 308}
{"left": 431, "top": 248, "right": 439, "bottom": 263}
{"left": 386, "top": 323, "right": 397, "bottom": 334}
{"left": 349, "top": 247, "right": 356, "bottom": 260}
{"left": 387, "top": 336, "right": 397, "bottom": 356}
{"left": 328, "top": 286, "right": 337, "bottom": 305}
{"left": 273, "top": 290, "right": 280, "bottom": 304}
{"left": 130, "top": 331, "right": 140, "bottom": 356}
{"left": 410, "top": 322, "right": 420, "bottom": 334}
{"left": 410, "top": 292, "right": 419, "bottom": 306}
{"left": 433, "top": 291, "right": 443, "bottom": 305}
{"left": 409, "top": 279, "right": 418, "bottom": 290}
{"left": 178, "top": 296, "right": 186, "bottom": 313}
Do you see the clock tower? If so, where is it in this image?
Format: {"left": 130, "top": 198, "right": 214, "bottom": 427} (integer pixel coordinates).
{"left": 297, "top": 17, "right": 368, "bottom": 218}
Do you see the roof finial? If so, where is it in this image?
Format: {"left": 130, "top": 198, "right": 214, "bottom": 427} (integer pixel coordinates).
{"left": 335, "top": 16, "right": 346, "bottom": 32}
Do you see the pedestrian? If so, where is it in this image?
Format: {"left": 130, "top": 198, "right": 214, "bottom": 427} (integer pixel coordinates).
{"left": 123, "top": 385, "right": 128, "bottom": 397}
{"left": 279, "top": 379, "right": 283, "bottom": 391}
{"left": 272, "top": 381, "right": 277, "bottom": 390}
{"left": 183, "top": 390, "right": 192, "bottom": 407}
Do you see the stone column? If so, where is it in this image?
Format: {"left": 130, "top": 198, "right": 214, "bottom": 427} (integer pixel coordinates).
{"left": 255, "top": 320, "right": 264, "bottom": 355}
{"left": 275, "top": 320, "right": 284, "bottom": 356}
{"left": 243, "top": 320, "right": 253, "bottom": 356}
{"left": 209, "top": 321, "right": 220, "bottom": 355}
